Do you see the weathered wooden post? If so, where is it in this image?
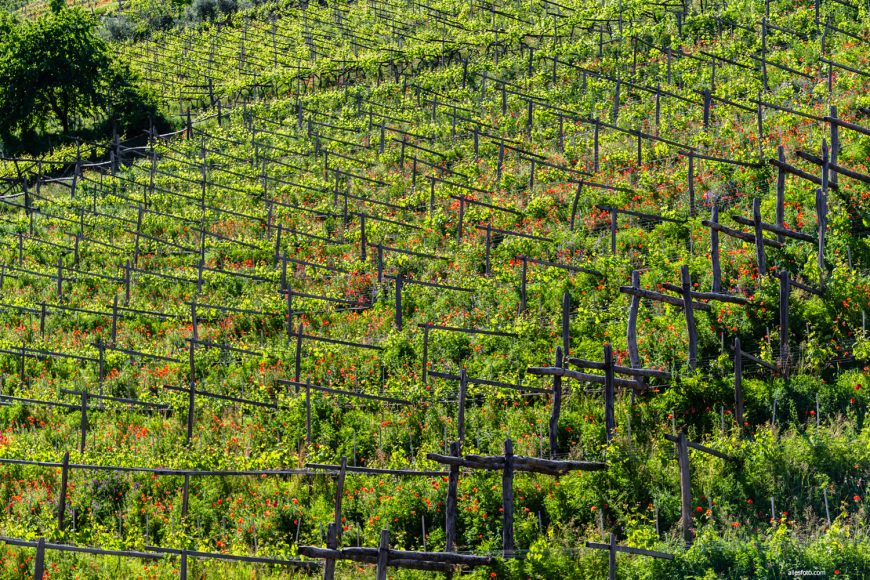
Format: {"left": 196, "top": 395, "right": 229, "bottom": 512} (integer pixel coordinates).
{"left": 734, "top": 338, "right": 744, "bottom": 429}
{"left": 57, "top": 452, "right": 69, "bottom": 531}
{"left": 711, "top": 205, "right": 721, "bottom": 292}
{"left": 676, "top": 430, "right": 693, "bottom": 546}
{"left": 395, "top": 273, "right": 403, "bottom": 330}
{"left": 779, "top": 271, "right": 790, "bottom": 372}
{"left": 485, "top": 224, "right": 492, "bottom": 276}
{"left": 359, "top": 214, "right": 367, "bottom": 262}
{"left": 180, "top": 550, "right": 187, "bottom": 580}
{"left": 306, "top": 378, "right": 312, "bottom": 443}
{"left": 549, "top": 347, "right": 563, "bottom": 458}
{"left": 458, "top": 370, "right": 467, "bottom": 446}
{"left": 627, "top": 271, "right": 643, "bottom": 388}
{"left": 33, "top": 538, "right": 45, "bottom": 580}
{"left": 445, "top": 441, "right": 459, "bottom": 552}
{"left": 753, "top": 198, "right": 766, "bottom": 276}
{"left": 561, "top": 292, "right": 570, "bottom": 356}
{"left": 775, "top": 146, "right": 786, "bottom": 242}
{"left": 186, "top": 340, "right": 195, "bottom": 445}
{"left": 687, "top": 153, "right": 695, "bottom": 217}
{"left": 519, "top": 256, "right": 528, "bottom": 313}
{"left": 295, "top": 323, "right": 304, "bottom": 382}
{"left": 604, "top": 344, "right": 615, "bottom": 442}
{"left": 610, "top": 207, "right": 618, "bottom": 254}
{"left": 502, "top": 438, "right": 515, "bottom": 558}
{"left": 680, "top": 266, "right": 698, "bottom": 369}
{"left": 79, "top": 391, "right": 88, "bottom": 454}
{"left": 376, "top": 529, "right": 389, "bottom": 580}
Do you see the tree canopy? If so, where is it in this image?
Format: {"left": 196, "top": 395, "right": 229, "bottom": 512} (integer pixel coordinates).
{"left": 0, "top": 7, "right": 166, "bottom": 154}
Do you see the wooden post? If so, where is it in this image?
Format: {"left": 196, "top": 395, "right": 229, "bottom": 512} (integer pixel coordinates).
{"left": 57, "top": 452, "right": 69, "bottom": 531}
{"left": 133, "top": 208, "right": 143, "bottom": 267}
{"left": 79, "top": 391, "right": 88, "bottom": 454}
{"left": 421, "top": 323, "right": 429, "bottom": 385}
{"left": 817, "top": 187, "right": 827, "bottom": 288}
{"left": 295, "top": 323, "right": 303, "bottom": 382}
{"left": 445, "top": 441, "right": 460, "bottom": 552}
{"left": 324, "top": 522, "right": 338, "bottom": 580}
{"left": 570, "top": 181, "right": 583, "bottom": 230}
{"left": 275, "top": 224, "right": 283, "bottom": 264}
{"left": 187, "top": 340, "right": 195, "bottom": 444}
{"left": 593, "top": 119, "right": 600, "bottom": 172}
{"left": 610, "top": 207, "right": 617, "bottom": 254}
{"left": 334, "top": 457, "right": 347, "bottom": 532}
{"left": 829, "top": 105, "right": 839, "bottom": 189}
{"left": 604, "top": 344, "right": 615, "bottom": 442}
{"left": 111, "top": 296, "right": 119, "bottom": 344}
{"left": 711, "top": 205, "right": 721, "bottom": 292}
{"left": 612, "top": 78, "right": 620, "bottom": 122}
{"left": 680, "top": 266, "right": 698, "bottom": 370}
{"left": 627, "top": 271, "right": 642, "bottom": 384}
{"left": 502, "top": 438, "right": 515, "bottom": 558}
{"left": 519, "top": 257, "right": 527, "bottom": 313}
{"left": 561, "top": 292, "right": 570, "bottom": 356}
{"left": 702, "top": 89, "right": 711, "bottom": 129}
{"left": 775, "top": 146, "right": 786, "bottom": 243}
{"left": 124, "top": 260, "right": 131, "bottom": 306}
{"left": 33, "top": 538, "right": 45, "bottom": 580}
{"left": 752, "top": 198, "right": 766, "bottom": 276}
{"left": 458, "top": 370, "right": 467, "bottom": 446}
{"left": 97, "top": 340, "right": 105, "bottom": 387}
{"left": 457, "top": 197, "right": 465, "bottom": 242}
{"left": 608, "top": 533, "right": 617, "bottom": 580}
{"left": 376, "top": 529, "right": 389, "bottom": 580}
{"left": 359, "top": 214, "right": 367, "bottom": 261}
{"left": 549, "top": 347, "right": 563, "bottom": 458}
{"left": 779, "top": 271, "right": 790, "bottom": 372}
{"left": 756, "top": 99, "right": 764, "bottom": 163}
{"left": 485, "top": 224, "right": 492, "bottom": 276}
{"left": 676, "top": 430, "right": 694, "bottom": 546}
{"left": 306, "top": 378, "right": 312, "bottom": 443}
{"left": 56, "top": 258, "right": 63, "bottom": 300}
{"left": 181, "top": 475, "right": 190, "bottom": 519}
{"left": 734, "top": 338, "right": 744, "bottom": 430}
{"left": 395, "top": 273, "right": 403, "bottom": 330}
{"left": 687, "top": 153, "right": 695, "bottom": 217}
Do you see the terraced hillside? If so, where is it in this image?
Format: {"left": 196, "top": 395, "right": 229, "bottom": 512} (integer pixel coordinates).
{"left": 0, "top": 0, "right": 869, "bottom": 577}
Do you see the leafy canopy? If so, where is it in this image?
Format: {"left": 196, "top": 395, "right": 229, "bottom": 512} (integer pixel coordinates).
{"left": 0, "top": 7, "right": 165, "bottom": 153}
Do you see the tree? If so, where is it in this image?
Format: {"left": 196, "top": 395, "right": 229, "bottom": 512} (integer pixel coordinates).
{"left": 0, "top": 7, "right": 167, "bottom": 153}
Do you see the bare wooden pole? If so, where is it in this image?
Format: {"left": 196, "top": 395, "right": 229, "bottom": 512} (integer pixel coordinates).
{"left": 734, "top": 338, "right": 744, "bottom": 430}
{"left": 680, "top": 266, "right": 698, "bottom": 369}
{"left": 502, "top": 438, "right": 515, "bottom": 558}
{"left": 57, "top": 452, "right": 69, "bottom": 531}
{"left": 779, "top": 271, "right": 790, "bottom": 372}
{"left": 376, "top": 529, "right": 389, "bottom": 580}
{"left": 549, "top": 347, "right": 563, "bottom": 458}
{"left": 753, "top": 198, "right": 766, "bottom": 275}
{"left": 445, "top": 441, "right": 459, "bottom": 552}
{"left": 604, "top": 344, "right": 615, "bottom": 442}
{"left": 458, "top": 370, "right": 467, "bottom": 446}
{"left": 33, "top": 538, "right": 45, "bottom": 580}
{"left": 677, "top": 430, "right": 694, "bottom": 546}
{"left": 710, "top": 206, "right": 721, "bottom": 293}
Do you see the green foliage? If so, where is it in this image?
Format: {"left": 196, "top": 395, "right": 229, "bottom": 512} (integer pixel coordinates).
{"left": 0, "top": 7, "right": 168, "bottom": 154}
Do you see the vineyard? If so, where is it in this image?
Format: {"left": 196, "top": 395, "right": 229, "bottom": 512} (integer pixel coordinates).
{"left": 0, "top": 0, "right": 869, "bottom": 577}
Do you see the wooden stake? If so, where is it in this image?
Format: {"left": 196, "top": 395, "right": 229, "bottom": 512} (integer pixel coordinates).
{"left": 502, "top": 438, "right": 515, "bottom": 557}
